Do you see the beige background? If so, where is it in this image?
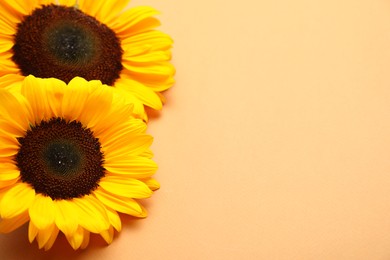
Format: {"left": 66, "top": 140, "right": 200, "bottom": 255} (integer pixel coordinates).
{"left": 2, "top": 0, "right": 390, "bottom": 259}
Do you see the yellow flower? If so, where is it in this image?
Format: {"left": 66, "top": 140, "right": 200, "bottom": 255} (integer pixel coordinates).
{"left": 0, "top": 75, "right": 160, "bottom": 250}
{"left": 0, "top": 0, "right": 174, "bottom": 119}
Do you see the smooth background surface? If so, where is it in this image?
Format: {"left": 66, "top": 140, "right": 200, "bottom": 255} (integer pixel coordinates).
{"left": 2, "top": 0, "right": 390, "bottom": 259}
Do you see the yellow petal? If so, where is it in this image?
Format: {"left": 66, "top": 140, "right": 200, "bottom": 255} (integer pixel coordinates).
{"left": 115, "top": 77, "right": 162, "bottom": 109}
{"left": 29, "top": 194, "right": 55, "bottom": 230}
{"left": 100, "top": 226, "right": 114, "bottom": 244}
{"left": 99, "top": 176, "right": 152, "bottom": 199}
{"left": 97, "top": 118, "right": 146, "bottom": 145}
{"left": 87, "top": 96, "right": 134, "bottom": 137}
{"left": 0, "top": 147, "right": 18, "bottom": 158}
{"left": 71, "top": 195, "right": 110, "bottom": 233}
{"left": 0, "top": 16, "right": 17, "bottom": 35}
{"left": 123, "top": 97, "right": 148, "bottom": 121}
{"left": 0, "top": 130, "right": 19, "bottom": 145}
{"left": 110, "top": 6, "right": 159, "bottom": 36}
{"left": 104, "top": 156, "right": 157, "bottom": 179}
{"left": 66, "top": 225, "right": 84, "bottom": 250}
{"left": 0, "top": 88, "right": 31, "bottom": 135}
{"left": 0, "top": 163, "right": 20, "bottom": 181}
{"left": 0, "top": 39, "right": 13, "bottom": 53}
{"left": 0, "top": 61, "right": 19, "bottom": 76}
{"left": 0, "top": 74, "right": 24, "bottom": 90}
{"left": 28, "top": 221, "right": 38, "bottom": 243}
{"left": 124, "top": 50, "right": 171, "bottom": 64}
{"left": 123, "top": 62, "right": 175, "bottom": 81}
{"left": 140, "top": 148, "right": 154, "bottom": 159}
{"left": 121, "top": 31, "right": 173, "bottom": 53}
{"left": 80, "top": 229, "right": 90, "bottom": 249}
{"left": 0, "top": 182, "right": 35, "bottom": 219}
{"left": 0, "top": 146, "right": 18, "bottom": 159}
{"left": 122, "top": 75, "right": 174, "bottom": 95}
{"left": 59, "top": 0, "right": 77, "bottom": 6}
{"left": 0, "top": 0, "right": 39, "bottom": 16}
{"left": 36, "top": 223, "right": 56, "bottom": 249}
{"left": 0, "top": 178, "right": 19, "bottom": 190}
{"left": 142, "top": 77, "right": 175, "bottom": 92}
{"left": 119, "top": 17, "right": 161, "bottom": 37}
{"left": 0, "top": 120, "right": 25, "bottom": 138}
{"left": 141, "top": 178, "right": 160, "bottom": 191}
{"left": 78, "top": 85, "right": 113, "bottom": 129}
{"left": 110, "top": 90, "right": 147, "bottom": 121}
{"left": 21, "top": 75, "right": 65, "bottom": 123}
{"left": 94, "top": 189, "right": 146, "bottom": 217}
{"left": 61, "top": 77, "right": 89, "bottom": 121}
{"left": 106, "top": 207, "right": 121, "bottom": 232}
{"left": 0, "top": 211, "right": 29, "bottom": 233}
{"left": 0, "top": 2, "right": 21, "bottom": 24}
{"left": 103, "top": 134, "right": 153, "bottom": 160}
{"left": 54, "top": 199, "right": 78, "bottom": 237}
{"left": 80, "top": 0, "right": 130, "bottom": 25}
{"left": 43, "top": 226, "right": 59, "bottom": 251}
{"left": 98, "top": 123, "right": 144, "bottom": 151}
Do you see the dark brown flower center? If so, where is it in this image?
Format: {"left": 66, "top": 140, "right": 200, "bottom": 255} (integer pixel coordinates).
{"left": 16, "top": 118, "right": 105, "bottom": 200}
{"left": 12, "top": 4, "right": 123, "bottom": 85}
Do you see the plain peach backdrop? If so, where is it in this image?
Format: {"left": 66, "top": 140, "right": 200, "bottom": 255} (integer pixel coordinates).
{"left": 2, "top": 0, "right": 390, "bottom": 259}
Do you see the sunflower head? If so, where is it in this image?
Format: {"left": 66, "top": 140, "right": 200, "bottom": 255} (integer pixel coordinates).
{"left": 13, "top": 4, "right": 123, "bottom": 86}
{"left": 0, "top": 0, "right": 175, "bottom": 117}
{"left": 0, "top": 75, "right": 160, "bottom": 250}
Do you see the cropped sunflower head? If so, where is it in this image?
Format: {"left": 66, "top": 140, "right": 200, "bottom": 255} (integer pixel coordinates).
{"left": 0, "top": 75, "right": 159, "bottom": 250}
{"left": 0, "top": 0, "right": 174, "bottom": 118}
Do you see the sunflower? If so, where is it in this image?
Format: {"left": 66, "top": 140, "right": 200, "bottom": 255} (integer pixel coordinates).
{"left": 0, "top": 0, "right": 174, "bottom": 119}
{"left": 0, "top": 75, "right": 160, "bottom": 250}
